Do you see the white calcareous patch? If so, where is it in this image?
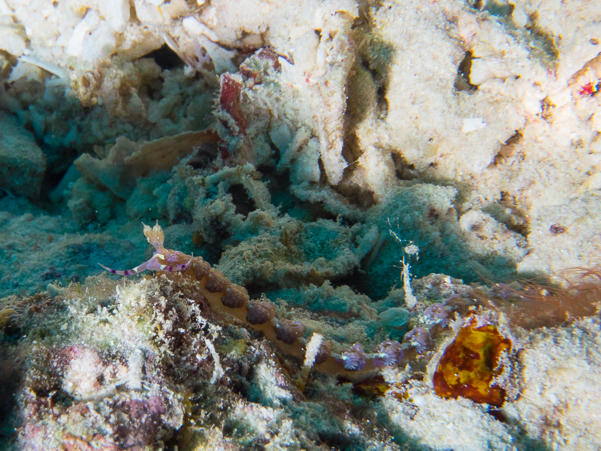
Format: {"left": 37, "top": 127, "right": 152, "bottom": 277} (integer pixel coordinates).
{"left": 99, "top": 0, "right": 130, "bottom": 32}
{"left": 462, "top": 118, "right": 487, "bottom": 133}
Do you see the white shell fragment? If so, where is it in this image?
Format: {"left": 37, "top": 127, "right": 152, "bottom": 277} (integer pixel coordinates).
{"left": 182, "top": 16, "right": 219, "bottom": 42}
{"left": 0, "top": 16, "right": 26, "bottom": 56}
{"left": 462, "top": 117, "right": 487, "bottom": 133}
{"left": 66, "top": 10, "right": 101, "bottom": 58}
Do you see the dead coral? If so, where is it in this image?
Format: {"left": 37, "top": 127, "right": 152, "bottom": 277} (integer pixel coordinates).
{"left": 75, "top": 130, "right": 219, "bottom": 200}
{"left": 217, "top": 219, "right": 377, "bottom": 289}
{"left": 12, "top": 267, "right": 401, "bottom": 449}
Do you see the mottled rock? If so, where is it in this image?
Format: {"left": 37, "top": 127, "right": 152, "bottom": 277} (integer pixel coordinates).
{"left": 0, "top": 111, "right": 46, "bottom": 198}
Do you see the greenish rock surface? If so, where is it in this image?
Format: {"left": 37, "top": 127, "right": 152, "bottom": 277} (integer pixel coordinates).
{"left": 0, "top": 111, "right": 46, "bottom": 198}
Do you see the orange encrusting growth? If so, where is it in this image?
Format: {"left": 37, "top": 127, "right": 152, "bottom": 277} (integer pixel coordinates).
{"left": 433, "top": 319, "right": 511, "bottom": 407}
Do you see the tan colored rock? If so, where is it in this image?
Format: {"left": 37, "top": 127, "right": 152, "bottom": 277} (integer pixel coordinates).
{"left": 75, "top": 130, "right": 219, "bottom": 199}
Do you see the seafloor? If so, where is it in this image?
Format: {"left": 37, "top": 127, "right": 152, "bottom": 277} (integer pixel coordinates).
{"left": 0, "top": 0, "right": 600, "bottom": 449}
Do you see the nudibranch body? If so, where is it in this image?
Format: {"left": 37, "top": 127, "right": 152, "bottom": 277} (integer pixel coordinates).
{"left": 99, "top": 222, "right": 420, "bottom": 380}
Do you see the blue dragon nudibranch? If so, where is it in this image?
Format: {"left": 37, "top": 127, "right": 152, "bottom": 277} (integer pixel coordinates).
{"left": 99, "top": 222, "right": 193, "bottom": 275}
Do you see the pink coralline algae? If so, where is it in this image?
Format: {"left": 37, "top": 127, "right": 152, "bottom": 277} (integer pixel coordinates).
{"left": 112, "top": 397, "right": 168, "bottom": 448}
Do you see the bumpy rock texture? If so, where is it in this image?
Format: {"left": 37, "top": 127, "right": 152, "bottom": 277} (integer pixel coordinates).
{"left": 0, "top": 111, "right": 46, "bottom": 198}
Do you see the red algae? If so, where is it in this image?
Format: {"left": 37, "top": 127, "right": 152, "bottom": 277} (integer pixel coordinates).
{"left": 219, "top": 74, "right": 247, "bottom": 134}
{"left": 477, "top": 268, "right": 601, "bottom": 330}
{"left": 433, "top": 319, "right": 511, "bottom": 407}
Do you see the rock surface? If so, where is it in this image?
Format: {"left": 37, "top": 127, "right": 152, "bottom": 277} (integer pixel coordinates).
{"left": 0, "top": 111, "right": 46, "bottom": 198}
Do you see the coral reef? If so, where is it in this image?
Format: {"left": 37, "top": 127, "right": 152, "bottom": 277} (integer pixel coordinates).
{"left": 6, "top": 268, "right": 406, "bottom": 450}
{"left": 1, "top": 221, "right": 601, "bottom": 449}
{"left": 0, "top": 0, "right": 600, "bottom": 449}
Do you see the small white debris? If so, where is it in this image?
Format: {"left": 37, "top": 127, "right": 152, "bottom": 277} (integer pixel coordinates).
{"left": 404, "top": 244, "right": 419, "bottom": 256}
{"left": 99, "top": 0, "right": 130, "bottom": 32}
{"left": 66, "top": 10, "right": 101, "bottom": 58}
{"left": 579, "top": 172, "right": 601, "bottom": 192}
{"left": 182, "top": 16, "right": 219, "bottom": 42}
{"left": 403, "top": 259, "right": 417, "bottom": 309}
{"left": 0, "top": 0, "right": 13, "bottom": 16}
{"left": 204, "top": 337, "right": 224, "bottom": 384}
{"left": 462, "top": 117, "right": 487, "bottom": 133}
{"left": 303, "top": 333, "right": 324, "bottom": 369}
{"left": 125, "top": 349, "right": 144, "bottom": 390}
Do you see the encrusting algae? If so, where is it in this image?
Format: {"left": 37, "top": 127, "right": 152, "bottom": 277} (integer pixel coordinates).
{"left": 433, "top": 319, "right": 512, "bottom": 407}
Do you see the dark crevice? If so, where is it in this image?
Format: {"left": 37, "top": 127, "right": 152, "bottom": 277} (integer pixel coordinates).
{"left": 186, "top": 142, "right": 219, "bottom": 170}
{"left": 455, "top": 50, "right": 479, "bottom": 92}
{"left": 334, "top": 9, "right": 394, "bottom": 214}
{"left": 471, "top": 0, "right": 515, "bottom": 17}
{"left": 331, "top": 266, "right": 366, "bottom": 295}
{"left": 376, "top": 84, "right": 389, "bottom": 117}
{"left": 358, "top": 51, "right": 392, "bottom": 118}
{"left": 317, "top": 431, "right": 365, "bottom": 450}
{"left": 318, "top": 158, "right": 329, "bottom": 187}
{"left": 334, "top": 176, "right": 376, "bottom": 210}
{"left": 39, "top": 166, "right": 69, "bottom": 206}
{"left": 241, "top": 281, "right": 266, "bottom": 301}
{"left": 482, "top": 190, "right": 530, "bottom": 238}
{"left": 391, "top": 151, "right": 419, "bottom": 181}
{"left": 228, "top": 183, "right": 255, "bottom": 217}
{"left": 524, "top": 12, "right": 559, "bottom": 69}
{"left": 351, "top": 10, "right": 394, "bottom": 119}
{"left": 141, "top": 44, "right": 184, "bottom": 71}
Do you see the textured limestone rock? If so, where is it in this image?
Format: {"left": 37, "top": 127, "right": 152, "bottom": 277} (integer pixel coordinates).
{"left": 505, "top": 318, "right": 601, "bottom": 451}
